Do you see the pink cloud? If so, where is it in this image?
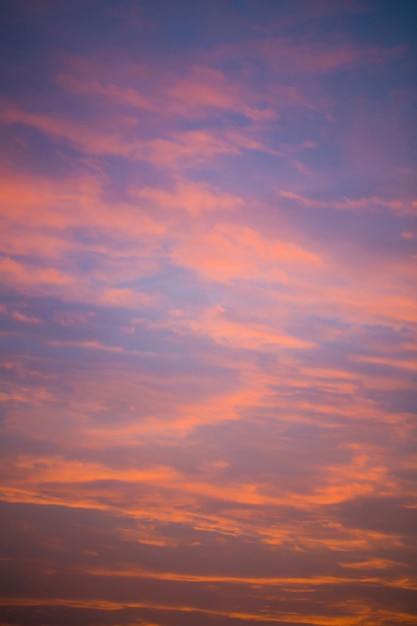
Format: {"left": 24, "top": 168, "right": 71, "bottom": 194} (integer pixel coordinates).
{"left": 135, "top": 179, "right": 243, "bottom": 216}
{"left": 171, "top": 221, "right": 321, "bottom": 283}
{"left": 279, "top": 190, "right": 416, "bottom": 215}
{"left": 0, "top": 7, "right": 415, "bottom": 625}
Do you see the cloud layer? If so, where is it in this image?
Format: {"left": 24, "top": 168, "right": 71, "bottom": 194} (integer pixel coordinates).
{"left": 0, "top": 1, "right": 416, "bottom": 625}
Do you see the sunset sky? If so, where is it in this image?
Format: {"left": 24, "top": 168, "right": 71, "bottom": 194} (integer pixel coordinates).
{"left": 0, "top": 1, "right": 416, "bottom": 625}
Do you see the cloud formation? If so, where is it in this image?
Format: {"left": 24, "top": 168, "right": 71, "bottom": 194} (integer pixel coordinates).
{"left": 0, "top": 1, "right": 416, "bottom": 625}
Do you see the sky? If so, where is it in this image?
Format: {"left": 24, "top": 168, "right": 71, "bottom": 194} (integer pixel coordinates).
{"left": 0, "top": 1, "right": 416, "bottom": 625}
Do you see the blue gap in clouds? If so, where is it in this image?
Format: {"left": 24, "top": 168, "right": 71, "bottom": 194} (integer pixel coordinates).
{"left": 347, "top": 0, "right": 417, "bottom": 48}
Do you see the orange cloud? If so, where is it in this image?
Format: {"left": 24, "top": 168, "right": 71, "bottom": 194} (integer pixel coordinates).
{"left": 0, "top": 12, "right": 415, "bottom": 626}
